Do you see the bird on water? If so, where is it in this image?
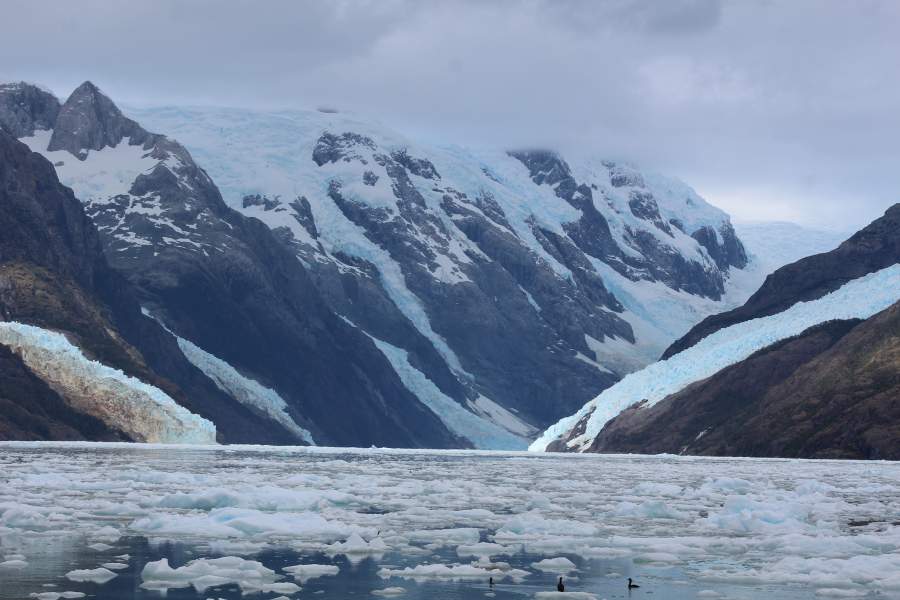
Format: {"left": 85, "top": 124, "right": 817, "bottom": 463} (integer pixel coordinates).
{"left": 557, "top": 576, "right": 565, "bottom": 592}
{"left": 628, "top": 577, "right": 640, "bottom": 589}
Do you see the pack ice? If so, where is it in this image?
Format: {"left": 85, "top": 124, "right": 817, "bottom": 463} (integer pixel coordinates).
{"left": 0, "top": 444, "right": 899, "bottom": 598}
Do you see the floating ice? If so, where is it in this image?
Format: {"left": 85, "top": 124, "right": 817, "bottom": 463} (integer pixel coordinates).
{"left": 140, "top": 556, "right": 284, "bottom": 592}
{"left": 65, "top": 567, "right": 117, "bottom": 583}
{"left": 131, "top": 507, "right": 371, "bottom": 541}
{"left": 456, "top": 542, "right": 517, "bottom": 558}
{"left": 326, "top": 533, "right": 388, "bottom": 554}
{"left": 283, "top": 563, "right": 339, "bottom": 583}
{"left": 378, "top": 563, "right": 529, "bottom": 581}
{"left": 2, "top": 444, "right": 900, "bottom": 596}
{"left": 531, "top": 557, "right": 577, "bottom": 572}
{"left": 372, "top": 587, "right": 407, "bottom": 596}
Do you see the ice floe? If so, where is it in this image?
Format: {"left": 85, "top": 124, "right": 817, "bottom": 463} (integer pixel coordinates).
{"left": 1, "top": 444, "right": 899, "bottom": 597}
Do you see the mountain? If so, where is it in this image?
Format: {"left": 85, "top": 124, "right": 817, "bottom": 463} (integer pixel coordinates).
{"left": 2, "top": 81, "right": 755, "bottom": 448}
{"left": 127, "top": 105, "right": 756, "bottom": 422}
{"left": 532, "top": 205, "right": 900, "bottom": 459}
{"left": 665, "top": 204, "right": 900, "bottom": 358}
{"left": 1, "top": 81, "right": 460, "bottom": 449}
{"left": 0, "top": 128, "right": 298, "bottom": 443}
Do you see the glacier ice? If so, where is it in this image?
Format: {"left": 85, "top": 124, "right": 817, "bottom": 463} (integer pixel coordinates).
{"left": 0, "top": 321, "right": 216, "bottom": 444}
{"left": 148, "top": 311, "right": 315, "bottom": 444}
{"left": 531, "top": 263, "right": 900, "bottom": 451}
{"left": 367, "top": 333, "right": 529, "bottom": 449}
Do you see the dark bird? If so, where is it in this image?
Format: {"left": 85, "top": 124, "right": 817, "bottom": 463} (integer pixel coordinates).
{"left": 489, "top": 576, "right": 494, "bottom": 587}
{"left": 628, "top": 577, "right": 640, "bottom": 589}
{"left": 557, "top": 576, "right": 565, "bottom": 592}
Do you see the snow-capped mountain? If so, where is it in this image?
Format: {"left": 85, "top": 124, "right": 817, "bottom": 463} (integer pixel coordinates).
{"left": 2, "top": 81, "right": 758, "bottom": 448}
{"left": 0, "top": 126, "right": 288, "bottom": 443}
{"left": 127, "top": 105, "right": 757, "bottom": 418}
{"left": 532, "top": 204, "right": 900, "bottom": 458}
{"left": 2, "top": 81, "right": 461, "bottom": 449}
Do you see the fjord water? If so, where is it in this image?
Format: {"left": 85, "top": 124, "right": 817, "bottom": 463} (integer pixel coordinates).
{"left": 1, "top": 444, "right": 899, "bottom": 599}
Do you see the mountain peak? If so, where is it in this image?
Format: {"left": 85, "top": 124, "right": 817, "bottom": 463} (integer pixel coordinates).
{"left": 0, "top": 82, "right": 60, "bottom": 137}
{"left": 47, "top": 81, "right": 150, "bottom": 158}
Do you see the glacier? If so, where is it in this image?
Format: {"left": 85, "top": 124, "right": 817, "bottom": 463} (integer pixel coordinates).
{"left": 367, "top": 335, "right": 529, "bottom": 450}
{"left": 0, "top": 321, "right": 215, "bottom": 444}
{"left": 144, "top": 309, "right": 315, "bottom": 445}
{"left": 531, "top": 263, "right": 900, "bottom": 451}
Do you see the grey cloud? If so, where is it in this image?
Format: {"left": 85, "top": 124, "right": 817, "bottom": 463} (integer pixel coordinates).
{"left": 539, "top": 0, "right": 723, "bottom": 35}
{"left": 0, "top": 0, "right": 897, "bottom": 230}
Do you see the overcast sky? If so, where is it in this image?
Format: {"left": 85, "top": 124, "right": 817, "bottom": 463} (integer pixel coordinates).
{"left": 2, "top": 0, "right": 898, "bottom": 230}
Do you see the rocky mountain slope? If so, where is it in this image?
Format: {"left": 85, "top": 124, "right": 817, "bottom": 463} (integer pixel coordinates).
{"left": 1, "top": 81, "right": 461, "bottom": 448}
{"left": 0, "top": 128, "right": 290, "bottom": 443}
{"left": 665, "top": 204, "right": 900, "bottom": 358}
{"left": 590, "top": 306, "right": 900, "bottom": 459}
{"left": 129, "top": 104, "right": 757, "bottom": 432}
{"left": 533, "top": 205, "right": 900, "bottom": 458}
{"left": 2, "top": 80, "right": 757, "bottom": 447}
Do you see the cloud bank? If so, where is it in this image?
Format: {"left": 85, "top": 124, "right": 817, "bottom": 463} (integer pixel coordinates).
{"left": 2, "top": 0, "right": 898, "bottom": 229}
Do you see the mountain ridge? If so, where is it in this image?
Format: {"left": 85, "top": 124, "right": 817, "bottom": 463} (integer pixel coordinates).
{"left": 3, "top": 80, "right": 760, "bottom": 448}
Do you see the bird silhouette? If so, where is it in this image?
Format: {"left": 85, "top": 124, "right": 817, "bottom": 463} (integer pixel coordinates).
{"left": 628, "top": 577, "right": 640, "bottom": 589}
{"left": 557, "top": 576, "right": 565, "bottom": 592}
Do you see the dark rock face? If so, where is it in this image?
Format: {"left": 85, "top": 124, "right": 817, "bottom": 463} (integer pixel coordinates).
{"left": 0, "top": 82, "right": 59, "bottom": 137}
{"left": 665, "top": 203, "right": 900, "bottom": 358}
{"left": 322, "top": 141, "right": 628, "bottom": 424}
{"left": 691, "top": 222, "right": 748, "bottom": 271}
{"left": 628, "top": 191, "right": 672, "bottom": 235}
{"left": 47, "top": 81, "right": 150, "bottom": 157}
{"left": 510, "top": 151, "right": 622, "bottom": 267}
{"left": 509, "top": 151, "right": 746, "bottom": 300}
{"left": 312, "top": 132, "right": 376, "bottom": 166}
{"left": 590, "top": 303, "right": 900, "bottom": 459}
{"left": 390, "top": 149, "right": 441, "bottom": 180}
{"left": 0, "top": 130, "right": 292, "bottom": 443}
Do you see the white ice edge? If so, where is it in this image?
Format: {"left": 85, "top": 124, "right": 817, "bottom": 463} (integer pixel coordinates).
{"left": 531, "top": 263, "right": 900, "bottom": 451}
{"left": 0, "top": 321, "right": 216, "bottom": 444}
